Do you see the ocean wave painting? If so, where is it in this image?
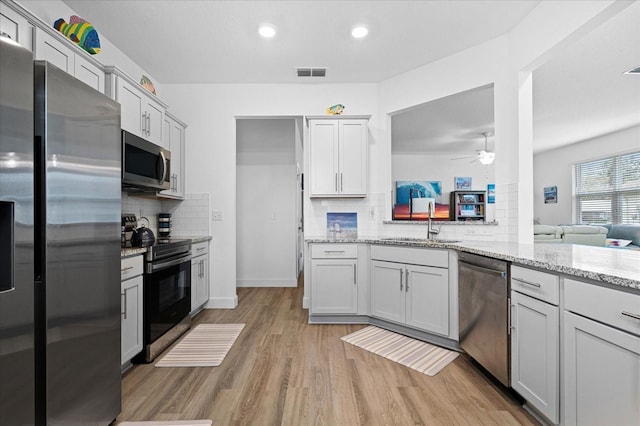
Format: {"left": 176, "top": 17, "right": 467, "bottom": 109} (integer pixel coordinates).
{"left": 396, "top": 181, "right": 442, "bottom": 204}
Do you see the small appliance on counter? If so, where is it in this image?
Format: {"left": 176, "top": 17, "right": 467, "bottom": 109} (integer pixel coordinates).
{"left": 121, "top": 213, "right": 138, "bottom": 246}
{"left": 158, "top": 213, "right": 172, "bottom": 238}
{"left": 131, "top": 216, "right": 156, "bottom": 247}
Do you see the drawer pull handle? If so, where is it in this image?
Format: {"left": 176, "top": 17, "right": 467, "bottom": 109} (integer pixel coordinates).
{"left": 196, "top": 247, "right": 206, "bottom": 252}
{"left": 323, "top": 250, "right": 345, "bottom": 253}
{"left": 121, "top": 266, "right": 134, "bottom": 272}
{"left": 513, "top": 277, "right": 541, "bottom": 288}
{"left": 621, "top": 311, "right": 640, "bottom": 321}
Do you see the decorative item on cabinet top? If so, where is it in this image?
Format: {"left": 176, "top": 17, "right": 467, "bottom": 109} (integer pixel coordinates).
{"left": 53, "top": 15, "right": 101, "bottom": 54}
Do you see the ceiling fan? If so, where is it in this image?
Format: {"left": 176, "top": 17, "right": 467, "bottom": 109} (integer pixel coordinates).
{"left": 451, "top": 132, "right": 495, "bottom": 165}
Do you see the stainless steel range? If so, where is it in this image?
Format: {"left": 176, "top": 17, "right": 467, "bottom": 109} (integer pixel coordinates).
{"left": 135, "top": 238, "right": 192, "bottom": 363}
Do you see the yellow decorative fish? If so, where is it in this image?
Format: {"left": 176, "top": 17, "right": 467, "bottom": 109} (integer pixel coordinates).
{"left": 53, "top": 15, "right": 101, "bottom": 55}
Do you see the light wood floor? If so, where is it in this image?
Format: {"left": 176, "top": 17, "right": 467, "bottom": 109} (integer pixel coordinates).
{"left": 117, "top": 282, "right": 538, "bottom": 425}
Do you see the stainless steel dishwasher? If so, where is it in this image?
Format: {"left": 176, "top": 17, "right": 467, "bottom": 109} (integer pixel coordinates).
{"left": 458, "top": 252, "right": 510, "bottom": 387}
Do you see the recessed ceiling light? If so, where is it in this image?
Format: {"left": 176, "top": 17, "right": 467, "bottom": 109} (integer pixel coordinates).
{"left": 259, "top": 24, "right": 276, "bottom": 38}
{"left": 351, "top": 26, "right": 368, "bottom": 39}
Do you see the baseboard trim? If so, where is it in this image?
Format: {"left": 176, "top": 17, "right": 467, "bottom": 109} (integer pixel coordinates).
{"left": 236, "top": 279, "right": 297, "bottom": 288}
{"left": 206, "top": 296, "right": 238, "bottom": 309}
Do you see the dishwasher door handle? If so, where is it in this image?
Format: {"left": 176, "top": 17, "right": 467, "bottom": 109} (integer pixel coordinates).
{"left": 459, "top": 260, "right": 506, "bottom": 279}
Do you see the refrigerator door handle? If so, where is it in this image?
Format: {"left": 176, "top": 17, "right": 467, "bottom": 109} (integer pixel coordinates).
{"left": 0, "top": 201, "right": 15, "bottom": 292}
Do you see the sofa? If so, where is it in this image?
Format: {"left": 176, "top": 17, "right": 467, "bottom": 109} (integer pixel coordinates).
{"left": 534, "top": 223, "right": 640, "bottom": 249}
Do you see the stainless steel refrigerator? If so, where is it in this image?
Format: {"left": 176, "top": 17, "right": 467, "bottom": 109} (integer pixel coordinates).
{"left": 0, "top": 35, "right": 121, "bottom": 425}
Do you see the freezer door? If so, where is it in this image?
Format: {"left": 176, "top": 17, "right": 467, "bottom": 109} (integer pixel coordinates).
{"left": 0, "top": 36, "right": 35, "bottom": 425}
{"left": 34, "top": 61, "right": 122, "bottom": 424}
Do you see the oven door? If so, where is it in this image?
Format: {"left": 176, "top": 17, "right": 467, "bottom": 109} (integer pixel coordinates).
{"left": 144, "top": 255, "right": 191, "bottom": 344}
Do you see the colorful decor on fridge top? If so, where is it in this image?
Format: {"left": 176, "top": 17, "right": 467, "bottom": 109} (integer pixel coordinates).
{"left": 53, "top": 15, "right": 101, "bottom": 54}
{"left": 327, "top": 212, "right": 357, "bottom": 239}
{"left": 393, "top": 181, "right": 449, "bottom": 221}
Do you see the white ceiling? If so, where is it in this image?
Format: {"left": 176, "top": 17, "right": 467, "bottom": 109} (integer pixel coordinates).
{"left": 62, "top": 0, "right": 539, "bottom": 84}
{"left": 62, "top": 0, "right": 639, "bottom": 154}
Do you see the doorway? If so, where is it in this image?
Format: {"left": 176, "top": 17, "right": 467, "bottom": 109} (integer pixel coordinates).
{"left": 235, "top": 117, "right": 303, "bottom": 287}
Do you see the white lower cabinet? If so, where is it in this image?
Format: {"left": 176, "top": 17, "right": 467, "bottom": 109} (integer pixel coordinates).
{"left": 370, "top": 246, "right": 449, "bottom": 336}
{"left": 310, "top": 244, "right": 358, "bottom": 314}
{"left": 191, "top": 241, "right": 210, "bottom": 314}
{"left": 510, "top": 291, "right": 559, "bottom": 424}
{"left": 510, "top": 265, "right": 560, "bottom": 424}
{"left": 121, "top": 256, "right": 143, "bottom": 365}
{"left": 562, "top": 278, "right": 640, "bottom": 426}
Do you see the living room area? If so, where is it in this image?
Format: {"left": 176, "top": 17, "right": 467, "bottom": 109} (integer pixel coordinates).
{"left": 531, "top": 3, "right": 640, "bottom": 251}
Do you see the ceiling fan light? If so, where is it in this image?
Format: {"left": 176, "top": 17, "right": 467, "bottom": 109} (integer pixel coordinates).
{"left": 478, "top": 151, "right": 495, "bottom": 165}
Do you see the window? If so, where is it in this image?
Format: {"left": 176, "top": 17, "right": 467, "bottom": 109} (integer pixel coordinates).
{"left": 574, "top": 151, "right": 640, "bottom": 224}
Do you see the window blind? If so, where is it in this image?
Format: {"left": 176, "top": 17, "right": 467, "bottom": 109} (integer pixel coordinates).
{"left": 574, "top": 151, "right": 640, "bottom": 224}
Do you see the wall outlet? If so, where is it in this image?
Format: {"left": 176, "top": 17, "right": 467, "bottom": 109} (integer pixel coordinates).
{"left": 212, "top": 210, "right": 223, "bottom": 221}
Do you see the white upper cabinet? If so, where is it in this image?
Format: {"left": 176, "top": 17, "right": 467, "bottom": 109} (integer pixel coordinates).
{"left": 308, "top": 116, "right": 369, "bottom": 197}
{"left": 159, "top": 112, "right": 187, "bottom": 199}
{"left": 0, "top": 2, "right": 33, "bottom": 50}
{"left": 34, "top": 27, "right": 105, "bottom": 93}
{"left": 105, "top": 66, "right": 167, "bottom": 146}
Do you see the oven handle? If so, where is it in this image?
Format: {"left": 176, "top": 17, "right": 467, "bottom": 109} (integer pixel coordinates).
{"left": 147, "top": 252, "right": 192, "bottom": 274}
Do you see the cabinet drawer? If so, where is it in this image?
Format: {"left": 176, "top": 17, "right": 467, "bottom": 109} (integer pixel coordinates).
{"left": 311, "top": 244, "right": 357, "bottom": 259}
{"left": 192, "top": 241, "right": 209, "bottom": 258}
{"left": 511, "top": 265, "right": 559, "bottom": 305}
{"left": 371, "top": 245, "right": 448, "bottom": 268}
{"left": 121, "top": 255, "right": 143, "bottom": 281}
{"left": 565, "top": 279, "right": 640, "bottom": 336}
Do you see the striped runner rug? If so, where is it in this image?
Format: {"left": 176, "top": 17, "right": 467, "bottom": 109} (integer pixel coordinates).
{"left": 155, "top": 324, "right": 244, "bottom": 367}
{"left": 341, "top": 326, "right": 459, "bottom": 376}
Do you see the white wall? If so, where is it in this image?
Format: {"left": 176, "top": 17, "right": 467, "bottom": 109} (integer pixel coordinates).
{"left": 392, "top": 154, "right": 496, "bottom": 222}
{"left": 161, "top": 83, "right": 379, "bottom": 307}
{"left": 533, "top": 125, "right": 640, "bottom": 225}
{"left": 236, "top": 118, "right": 297, "bottom": 287}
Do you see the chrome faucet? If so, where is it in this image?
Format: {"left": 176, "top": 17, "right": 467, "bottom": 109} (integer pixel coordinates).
{"left": 427, "top": 202, "right": 440, "bottom": 240}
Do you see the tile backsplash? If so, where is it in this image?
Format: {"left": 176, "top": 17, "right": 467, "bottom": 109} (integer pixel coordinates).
{"left": 122, "top": 192, "right": 210, "bottom": 237}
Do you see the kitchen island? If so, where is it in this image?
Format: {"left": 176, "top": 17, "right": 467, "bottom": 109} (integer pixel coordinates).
{"left": 305, "top": 236, "right": 640, "bottom": 426}
{"left": 305, "top": 236, "right": 640, "bottom": 291}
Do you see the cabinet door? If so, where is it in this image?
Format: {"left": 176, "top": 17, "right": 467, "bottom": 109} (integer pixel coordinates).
{"left": 338, "top": 120, "right": 367, "bottom": 196}
{"left": 370, "top": 260, "right": 404, "bottom": 323}
{"left": 34, "top": 28, "right": 74, "bottom": 74}
{"left": 117, "top": 79, "right": 144, "bottom": 136}
{"left": 1, "top": 4, "right": 33, "bottom": 50}
{"left": 309, "top": 120, "right": 339, "bottom": 196}
{"left": 74, "top": 54, "right": 104, "bottom": 93}
{"left": 191, "top": 260, "right": 201, "bottom": 313}
{"left": 198, "top": 256, "right": 209, "bottom": 307}
{"left": 563, "top": 311, "right": 640, "bottom": 426}
{"left": 405, "top": 264, "right": 449, "bottom": 335}
{"left": 145, "top": 99, "right": 164, "bottom": 145}
{"left": 511, "top": 291, "right": 559, "bottom": 424}
{"left": 160, "top": 118, "right": 185, "bottom": 198}
{"left": 170, "top": 121, "right": 184, "bottom": 197}
{"left": 121, "top": 275, "right": 143, "bottom": 364}
{"left": 311, "top": 259, "right": 357, "bottom": 314}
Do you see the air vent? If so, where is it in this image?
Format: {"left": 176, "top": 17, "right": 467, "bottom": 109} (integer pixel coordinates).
{"left": 296, "top": 67, "right": 327, "bottom": 78}
{"left": 624, "top": 65, "right": 640, "bottom": 75}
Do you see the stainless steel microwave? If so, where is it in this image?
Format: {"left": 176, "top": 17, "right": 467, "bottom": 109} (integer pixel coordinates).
{"left": 122, "top": 130, "right": 171, "bottom": 191}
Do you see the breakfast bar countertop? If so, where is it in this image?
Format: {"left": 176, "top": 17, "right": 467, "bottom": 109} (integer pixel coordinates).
{"left": 305, "top": 236, "right": 640, "bottom": 291}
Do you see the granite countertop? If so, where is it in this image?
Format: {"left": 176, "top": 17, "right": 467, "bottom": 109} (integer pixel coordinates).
{"left": 305, "top": 236, "right": 640, "bottom": 291}
{"left": 121, "top": 247, "right": 147, "bottom": 258}
{"left": 120, "top": 236, "right": 212, "bottom": 258}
